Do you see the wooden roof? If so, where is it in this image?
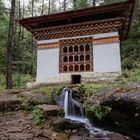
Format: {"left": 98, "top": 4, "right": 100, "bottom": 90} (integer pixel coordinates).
{"left": 19, "top": 0, "right": 135, "bottom": 40}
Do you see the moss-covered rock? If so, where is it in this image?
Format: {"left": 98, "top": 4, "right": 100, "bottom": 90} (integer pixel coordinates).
{"left": 85, "top": 82, "right": 140, "bottom": 139}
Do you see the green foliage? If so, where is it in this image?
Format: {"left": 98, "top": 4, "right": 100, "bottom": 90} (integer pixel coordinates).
{"left": 32, "top": 86, "right": 63, "bottom": 104}
{"left": 12, "top": 73, "right": 33, "bottom": 89}
{"left": 75, "top": 83, "right": 108, "bottom": 101}
{"left": 85, "top": 105, "right": 112, "bottom": 120}
{"left": 0, "top": 74, "right": 6, "bottom": 91}
{"left": 121, "top": 2, "right": 140, "bottom": 70}
{"left": 23, "top": 102, "right": 35, "bottom": 111}
{"left": 74, "top": 0, "right": 89, "bottom": 9}
{"left": 123, "top": 63, "right": 140, "bottom": 82}
{"left": 32, "top": 107, "right": 43, "bottom": 126}
{"left": 0, "top": 73, "right": 33, "bottom": 91}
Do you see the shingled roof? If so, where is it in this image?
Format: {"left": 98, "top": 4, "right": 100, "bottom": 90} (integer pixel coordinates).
{"left": 19, "top": 0, "right": 135, "bottom": 41}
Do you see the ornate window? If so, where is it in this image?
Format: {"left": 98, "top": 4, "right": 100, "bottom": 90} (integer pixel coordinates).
{"left": 69, "top": 46, "right": 73, "bottom": 52}
{"left": 74, "top": 55, "right": 78, "bottom": 61}
{"left": 80, "top": 45, "right": 84, "bottom": 52}
{"left": 63, "top": 56, "right": 68, "bottom": 62}
{"left": 85, "top": 44, "right": 90, "bottom": 51}
{"left": 80, "top": 55, "right": 84, "bottom": 61}
{"left": 60, "top": 37, "right": 93, "bottom": 73}
{"left": 86, "top": 54, "right": 90, "bottom": 61}
{"left": 63, "top": 65, "right": 67, "bottom": 72}
{"left": 63, "top": 47, "right": 67, "bottom": 53}
{"left": 69, "top": 56, "right": 73, "bottom": 62}
{"left": 69, "top": 65, "right": 73, "bottom": 71}
{"left": 75, "top": 65, "right": 79, "bottom": 71}
{"left": 74, "top": 46, "right": 78, "bottom": 52}
{"left": 86, "top": 64, "right": 90, "bottom": 71}
{"left": 80, "top": 64, "right": 84, "bottom": 71}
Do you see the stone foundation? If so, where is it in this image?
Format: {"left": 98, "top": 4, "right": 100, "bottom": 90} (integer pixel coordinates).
{"left": 27, "top": 72, "right": 121, "bottom": 88}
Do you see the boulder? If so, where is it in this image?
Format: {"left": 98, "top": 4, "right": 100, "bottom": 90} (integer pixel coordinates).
{"left": 17, "top": 91, "right": 33, "bottom": 100}
{"left": 87, "top": 82, "right": 140, "bottom": 106}
{"left": 48, "top": 117, "right": 85, "bottom": 133}
{"left": 37, "top": 104, "right": 63, "bottom": 116}
{"left": 0, "top": 93, "right": 22, "bottom": 111}
{"left": 86, "top": 82, "right": 140, "bottom": 139}
{"left": 29, "top": 93, "right": 48, "bottom": 105}
{"left": 34, "top": 129, "right": 68, "bottom": 140}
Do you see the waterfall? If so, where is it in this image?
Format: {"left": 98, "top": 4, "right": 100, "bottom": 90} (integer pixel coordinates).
{"left": 64, "top": 89, "right": 69, "bottom": 118}
{"left": 62, "top": 88, "right": 108, "bottom": 137}
{"left": 64, "top": 89, "right": 84, "bottom": 119}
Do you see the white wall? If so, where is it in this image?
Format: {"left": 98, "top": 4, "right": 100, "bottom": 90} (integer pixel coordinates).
{"left": 36, "top": 32, "right": 121, "bottom": 83}
{"left": 36, "top": 48, "right": 59, "bottom": 82}
{"left": 93, "top": 43, "right": 121, "bottom": 73}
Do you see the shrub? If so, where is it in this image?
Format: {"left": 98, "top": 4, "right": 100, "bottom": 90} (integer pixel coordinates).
{"left": 85, "top": 105, "right": 112, "bottom": 120}
{"left": 13, "top": 73, "right": 33, "bottom": 88}
{"left": 0, "top": 74, "right": 6, "bottom": 91}
{"left": 32, "top": 107, "right": 43, "bottom": 126}
{"left": 123, "top": 63, "right": 140, "bottom": 82}
{"left": 75, "top": 83, "right": 107, "bottom": 102}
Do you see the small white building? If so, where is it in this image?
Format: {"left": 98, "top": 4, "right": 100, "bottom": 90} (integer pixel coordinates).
{"left": 19, "top": 0, "right": 134, "bottom": 84}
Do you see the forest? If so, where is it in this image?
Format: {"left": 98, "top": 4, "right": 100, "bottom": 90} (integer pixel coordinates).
{"left": 0, "top": 0, "right": 140, "bottom": 90}
{"left": 0, "top": 1, "right": 140, "bottom": 139}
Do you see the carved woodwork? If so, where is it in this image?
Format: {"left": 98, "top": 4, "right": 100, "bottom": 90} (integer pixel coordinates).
{"left": 32, "top": 17, "right": 124, "bottom": 40}
{"left": 59, "top": 37, "right": 93, "bottom": 73}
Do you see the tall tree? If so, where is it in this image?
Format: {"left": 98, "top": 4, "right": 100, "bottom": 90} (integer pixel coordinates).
{"left": 64, "top": 0, "right": 66, "bottom": 11}
{"left": 41, "top": 0, "right": 45, "bottom": 15}
{"left": 6, "top": 0, "right": 16, "bottom": 89}
{"left": 48, "top": 0, "right": 51, "bottom": 14}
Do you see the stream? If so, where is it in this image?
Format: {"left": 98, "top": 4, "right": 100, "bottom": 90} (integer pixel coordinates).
{"left": 56, "top": 88, "right": 110, "bottom": 139}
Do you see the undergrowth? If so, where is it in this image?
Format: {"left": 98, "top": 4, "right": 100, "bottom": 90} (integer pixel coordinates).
{"left": 32, "top": 107, "right": 44, "bottom": 126}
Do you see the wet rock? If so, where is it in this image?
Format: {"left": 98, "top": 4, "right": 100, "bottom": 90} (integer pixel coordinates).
{"left": 69, "top": 136, "right": 82, "bottom": 140}
{"left": 29, "top": 93, "right": 48, "bottom": 105}
{"left": 107, "top": 132, "right": 133, "bottom": 140}
{"left": 54, "top": 90, "right": 65, "bottom": 107}
{"left": 38, "top": 104, "right": 63, "bottom": 116}
{"left": 48, "top": 117, "right": 85, "bottom": 133}
{"left": 69, "top": 131, "right": 132, "bottom": 140}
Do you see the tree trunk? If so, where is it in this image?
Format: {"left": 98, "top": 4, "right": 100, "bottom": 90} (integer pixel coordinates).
{"left": 64, "top": 0, "right": 66, "bottom": 11}
{"left": 73, "top": 0, "right": 77, "bottom": 9}
{"left": 41, "top": 0, "right": 45, "bottom": 15}
{"left": 48, "top": 0, "right": 51, "bottom": 14}
{"left": 93, "top": 0, "right": 96, "bottom": 6}
{"left": 6, "top": 0, "right": 16, "bottom": 89}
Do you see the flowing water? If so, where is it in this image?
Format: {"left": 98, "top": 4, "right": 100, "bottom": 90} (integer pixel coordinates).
{"left": 61, "top": 88, "right": 108, "bottom": 138}
{"left": 54, "top": 88, "right": 133, "bottom": 139}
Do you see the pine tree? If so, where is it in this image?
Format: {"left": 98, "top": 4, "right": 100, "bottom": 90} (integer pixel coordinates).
{"left": 6, "top": 0, "right": 16, "bottom": 89}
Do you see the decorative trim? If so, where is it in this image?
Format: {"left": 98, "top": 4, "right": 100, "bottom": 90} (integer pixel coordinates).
{"left": 32, "top": 17, "right": 124, "bottom": 40}
{"left": 37, "top": 42, "right": 59, "bottom": 49}
{"left": 37, "top": 32, "right": 118, "bottom": 44}
{"left": 37, "top": 36, "right": 119, "bottom": 49}
{"left": 93, "top": 36, "right": 119, "bottom": 45}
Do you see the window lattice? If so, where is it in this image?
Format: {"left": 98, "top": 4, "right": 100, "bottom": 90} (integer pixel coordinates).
{"left": 59, "top": 37, "right": 93, "bottom": 73}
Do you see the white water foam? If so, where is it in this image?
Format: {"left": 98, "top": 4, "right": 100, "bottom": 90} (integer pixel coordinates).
{"left": 63, "top": 88, "right": 108, "bottom": 138}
